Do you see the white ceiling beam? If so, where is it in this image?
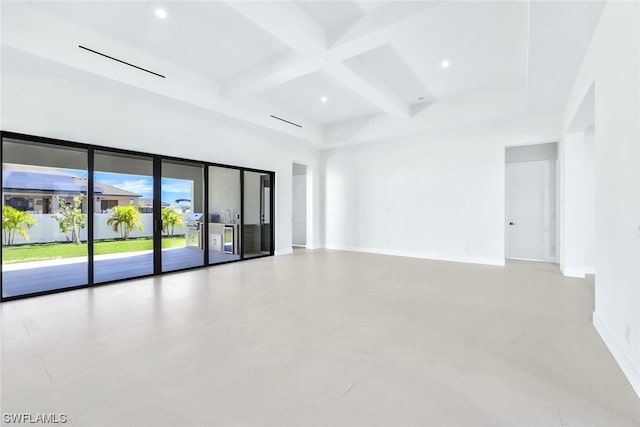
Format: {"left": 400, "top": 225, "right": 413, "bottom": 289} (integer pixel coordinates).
{"left": 325, "top": 61, "right": 410, "bottom": 118}
{"left": 221, "top": 52, "right": 322, "bottom": 98}
{"left": 224, "top": 1, "right": 415, "bottom": 118}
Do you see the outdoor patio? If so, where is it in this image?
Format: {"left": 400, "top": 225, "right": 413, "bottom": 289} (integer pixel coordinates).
{"left": 2, "top": 247, "right": 240, "bottom": 298}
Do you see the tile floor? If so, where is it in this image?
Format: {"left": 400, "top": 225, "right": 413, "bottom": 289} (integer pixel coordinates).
{"left": 1, "top": 249, "right": 639, "bottom": 426}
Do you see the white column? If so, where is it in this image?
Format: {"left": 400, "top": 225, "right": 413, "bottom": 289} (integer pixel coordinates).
{"left": 559, "top": 132, "right": 585, "bottom": 278}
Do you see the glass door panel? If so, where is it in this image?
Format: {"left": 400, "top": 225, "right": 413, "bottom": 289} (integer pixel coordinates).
{"left": 2, "top": 138, "right": 88, "bottom": 297}
{"left": 162, "top": 160, "right": 204, "bottom": 272}
{"left": 243, "top": 171, "right": 272, "bottom": 258}
{"left": 94, "top": 151, "right": 154, "bottom": 283}
{"left": 208, "top": 166, "right": 241, "bottom": 264}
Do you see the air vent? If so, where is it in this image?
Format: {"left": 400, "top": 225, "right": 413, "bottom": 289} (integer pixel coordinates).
{"left": 78, "top": 45, "right": 166, "bottom": 79}
{"left": 270, "top": 115, "right": 302, "bottom": 128}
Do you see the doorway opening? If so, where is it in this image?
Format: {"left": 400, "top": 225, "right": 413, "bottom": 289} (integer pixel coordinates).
{"left": 505, "top": 142, "right": 558, "bottom": 262}
{"left": 292, "top": 163, "right": 308, "bottom": 249}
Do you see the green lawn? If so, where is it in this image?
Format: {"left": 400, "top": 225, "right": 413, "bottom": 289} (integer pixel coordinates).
{"left": 2, "top": 236, "right": 186, "bottom": 264}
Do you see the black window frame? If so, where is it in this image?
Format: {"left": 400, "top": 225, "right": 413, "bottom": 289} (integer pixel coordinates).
{"left": 0, "top": 130, "right": 276, "bottom": 302}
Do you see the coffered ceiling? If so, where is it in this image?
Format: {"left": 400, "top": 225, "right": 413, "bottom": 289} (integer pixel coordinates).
{"left": 1, "top": 1, "right": 605, "bottom": 147}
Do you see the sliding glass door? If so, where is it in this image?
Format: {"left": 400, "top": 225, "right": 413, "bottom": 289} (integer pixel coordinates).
{"left": 1, "top": 132, "right": 276, "bottom": 300}
{"left": 243, "top": 171, "right": 273, "bottom": 258}
{"left": 2, "top": 138, "right": 88, "bottom": 298}
{"left": 208, "top": 166, "right": 241, "bottom": 264}
{"left": 93, "top": 151, "right": 154, "bottom": 283}
{"left": 161, "top": 160, "right": 205, "bottom": 272}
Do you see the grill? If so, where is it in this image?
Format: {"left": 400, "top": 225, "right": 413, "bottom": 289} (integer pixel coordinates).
{"left": 184, "top": 213, "right": 204, "bottom": 248}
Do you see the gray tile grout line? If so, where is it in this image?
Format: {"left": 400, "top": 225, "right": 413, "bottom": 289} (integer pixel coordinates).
{"left": 22, "top": 320, "right": 30, "bottom": 336}
{"left": 342, "top": 381, "right": 357, "bottom": 397}
{"left": 38, "top": 355, "right": 54, "bottom": 383}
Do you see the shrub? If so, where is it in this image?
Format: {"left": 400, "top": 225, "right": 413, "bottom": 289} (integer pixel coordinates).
{"left": 106, "top": 205, "right": 143, "bottom": 240}
{"left": 2, "top": 206, "right": 37, "bottom": 246}
{"left": 161, "top": 208, "right": 183, "bottom": 237}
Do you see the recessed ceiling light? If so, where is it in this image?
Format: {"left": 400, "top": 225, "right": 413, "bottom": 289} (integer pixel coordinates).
{"left": 155, "top": 8, "right": 167, "bottom": 19}
{"left": 441, "top": 59, "right": 450, "bottom": 69}
{"left": 320, "top": 96, "right": 328, "bottom": 103}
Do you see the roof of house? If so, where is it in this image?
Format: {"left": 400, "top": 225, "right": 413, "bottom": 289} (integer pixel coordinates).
{"left": 2, "top": 170, "right": 101, "bottom": 194}
{"left": 75, "top": 178, "right": 141, "bottom": 197}
{"left": 2, "top": 164, "right": 141, "bottom": 198}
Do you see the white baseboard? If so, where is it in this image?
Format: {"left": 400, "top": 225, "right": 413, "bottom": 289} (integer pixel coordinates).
{"left": 593, "top": 312, "right": 640, "bottom": 399}
{"left": 275, "top": 248, "right": 293, "bottom": 256}
{"left": 324, "top": 244, "right": 505, "bottom": 267}
{"left": 560, "top": 265, "right": 585, "bottom": 278}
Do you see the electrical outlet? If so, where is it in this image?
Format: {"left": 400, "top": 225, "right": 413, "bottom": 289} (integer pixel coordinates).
{"left": 625, "top": 325, "right": 631, "bottom": 344}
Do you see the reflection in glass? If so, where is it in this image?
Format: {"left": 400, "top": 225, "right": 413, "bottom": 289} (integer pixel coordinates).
{"left": 2, "top": 138, "right": 88, "bottom": 297}
{"left": 162, "top": 160, "right": 204, "bottom": 272}
{"left": 208, "top": 166, "right": 241, "bottom": 264}
{"left": 243, "top": 171, "right": 272, "bottom": 258}
{"left": 93, "top": 151, "right": 154, "bottom": 283}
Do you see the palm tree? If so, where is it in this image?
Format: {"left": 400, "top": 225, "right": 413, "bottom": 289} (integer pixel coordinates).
{"left": 2, "top": 206, "right": 37, "bottom": 246}
{"left": 106, "top": 205, "right": 143, "bottom": 240}
{"left": 161, "top": 208, "right": 184, "bottom": 237}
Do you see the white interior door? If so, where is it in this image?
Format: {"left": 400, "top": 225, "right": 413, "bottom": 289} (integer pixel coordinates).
{"left": 506, "top": 161, "right": 547, "bottom": 260}
{"left": 292, "top": 174, "right": 306, "bottom": 246}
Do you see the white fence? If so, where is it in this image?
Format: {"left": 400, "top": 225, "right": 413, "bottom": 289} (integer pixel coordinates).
{"left": 5, "top": 213, "right": 187, "bottom": 245}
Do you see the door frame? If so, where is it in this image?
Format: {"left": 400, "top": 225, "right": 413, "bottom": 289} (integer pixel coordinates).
{"left": 505, "top": 159, "right": 553, "bottom": 262}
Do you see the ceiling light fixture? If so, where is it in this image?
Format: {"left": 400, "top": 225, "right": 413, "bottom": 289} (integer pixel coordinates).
{"left": 155, "top": 8, "right": 167, "bottom": 19}
{"left": 320, "top": 96, "right": 328, "bottom": 103}
{"left": 441, "top": 59, "right": 450, "bottom": 69}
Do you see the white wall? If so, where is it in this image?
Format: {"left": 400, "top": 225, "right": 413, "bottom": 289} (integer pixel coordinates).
{"left": 292, "top": 172, "right": 307, "bottom": 246}
{"left": 208, "top": 166, "right": 241, "bottom": 223}
{"left": 323, "top": 115, "right": 561, "bottom": 266}
{"left": 584, "top": 128, "right": 596, "bottom": 274}
{"left": 0, "top": 49, "right": 322, "bottom": 256}
{"left": 559, "top": 132, "right": 585, "bottom": 277}
{"left": 562, "top": 1, "right": 640, "bottom": 397}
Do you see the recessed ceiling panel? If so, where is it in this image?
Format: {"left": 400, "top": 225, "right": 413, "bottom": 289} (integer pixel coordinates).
{"left": 348, "top": 44, "right": 434, "bottom": 106}
{"left": 258, "top": 70, "right": 381, "bottom": 125}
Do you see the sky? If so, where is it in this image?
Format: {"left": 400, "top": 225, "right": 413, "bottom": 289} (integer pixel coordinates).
{"left": 63, "top": 169, "right": 193, "bottom": 205}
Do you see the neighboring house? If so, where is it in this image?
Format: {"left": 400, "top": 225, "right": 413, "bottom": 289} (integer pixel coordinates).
{"left": 89, "top": 180, "right": 142, "bottom": 213}
{"left": 138, "top": 198, "right": 170, "bottom": 213}
{"left": 2, "top": 163, "right": 142, "bottom": 213}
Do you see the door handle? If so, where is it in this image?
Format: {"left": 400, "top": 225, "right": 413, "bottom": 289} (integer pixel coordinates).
{"left": 509, "top": 222, "right": 516, "bottom": 226}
